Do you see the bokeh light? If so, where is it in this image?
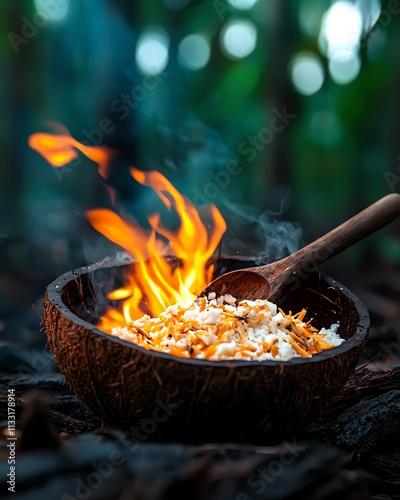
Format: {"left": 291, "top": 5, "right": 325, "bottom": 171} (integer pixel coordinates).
{"left": 220, "top": 19, "right": 257, "bottom": 60}
{"left": 329, "top": 49, "right": 361, "bottom": 85}
{"left": 361, "top": 0, "right": 381, "bottom": 31}
{"left": 136, "top": 29, "right": 169, "bottom": 75}
{"left": 227, "top": 0, "right": 258, "bottom": 10}
{"left": 34, "top": 0, "right": 70, "bottom": 22}
{"left": 319, "top": 1, "right": 362, "bottom": 57}
{"left": 318, "top": 1, "right": 372, "bottom": 86}
{"left": 178, "top": 34, "right": 211, "bottom": 71}
{"left": 290, "top": 53, "right": 324, "bottom": 96}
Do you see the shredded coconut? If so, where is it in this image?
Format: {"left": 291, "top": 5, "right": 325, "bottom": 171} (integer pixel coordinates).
{"left": 111, "top": 295, "right": 344, "bottom": 361}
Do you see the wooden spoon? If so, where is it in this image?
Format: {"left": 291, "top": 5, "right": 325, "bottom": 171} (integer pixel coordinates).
{"left": 201, "top": 193, "right": 400, "bottom": 302}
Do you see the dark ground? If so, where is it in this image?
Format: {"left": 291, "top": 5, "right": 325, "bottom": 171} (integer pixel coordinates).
{"left": 0, "top": 255, "right": 399, "bottom": 500}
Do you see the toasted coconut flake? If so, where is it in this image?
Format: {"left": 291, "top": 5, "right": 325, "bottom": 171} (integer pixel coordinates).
{"left": 111, "top": 295, "right": 344, "bottom": 361}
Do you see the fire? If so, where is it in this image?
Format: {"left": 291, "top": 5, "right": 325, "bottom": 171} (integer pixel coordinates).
{"left": 30, "top": 125, "right": 227, "bottom": 332}
{"left": 29, "top": 124, "right": 114, "bottom": 178}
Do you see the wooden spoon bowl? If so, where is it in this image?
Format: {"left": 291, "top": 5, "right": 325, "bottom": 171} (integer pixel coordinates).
{"left": 201, "top": 194, "right": 400, "bottom": 302}
{"left": 44, "top": 257, "right": 369, "bottom": 444}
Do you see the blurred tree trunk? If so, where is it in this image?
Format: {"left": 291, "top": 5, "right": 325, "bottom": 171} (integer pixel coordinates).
{"left": 264, "top": 0, "right": 297, "bottom": 213}
{"left": 2, "top": 1, "right": 25, "bottom": 236}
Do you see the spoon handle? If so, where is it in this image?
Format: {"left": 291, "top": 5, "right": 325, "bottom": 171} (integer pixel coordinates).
{"left": 274, "top": 193, "right": 400, "bottom": 277}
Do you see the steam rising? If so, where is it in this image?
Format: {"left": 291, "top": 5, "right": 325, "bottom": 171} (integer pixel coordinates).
{"left": 161, "top": 115, "right": 231, "bottom": 176}
{"left": 222, "top": 203, "right": 303, "bottom": 264}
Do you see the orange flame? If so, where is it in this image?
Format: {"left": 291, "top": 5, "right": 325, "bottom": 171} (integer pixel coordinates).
{"left": 29, "top": 125, "right": 114, "bottom": 178}
{"left": 29, "top": 126, "right": 226, "bottom": 332}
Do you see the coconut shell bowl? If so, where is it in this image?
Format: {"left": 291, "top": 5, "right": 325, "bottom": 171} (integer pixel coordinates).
{"left": 44, "top": 257, "right": 369, "bottom": 444}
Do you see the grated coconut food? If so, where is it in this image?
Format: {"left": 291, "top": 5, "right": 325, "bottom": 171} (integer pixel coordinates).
{"left": 111, "top": 294, "right": 344, "bottom": 361}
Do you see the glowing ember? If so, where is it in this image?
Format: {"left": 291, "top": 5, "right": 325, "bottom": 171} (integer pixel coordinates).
{"left": 29, "top": 125, "right": 227, "bottom": 332}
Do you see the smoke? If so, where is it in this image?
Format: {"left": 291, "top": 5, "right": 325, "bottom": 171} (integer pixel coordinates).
{"left": 156, "top": 114, "right": 232, "bottom": 189}
{"left": 119, "top": 113, "right": 232, "bottom": 228}
{"left": 221, "top": 202, "right": 303, "bottom": 264}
